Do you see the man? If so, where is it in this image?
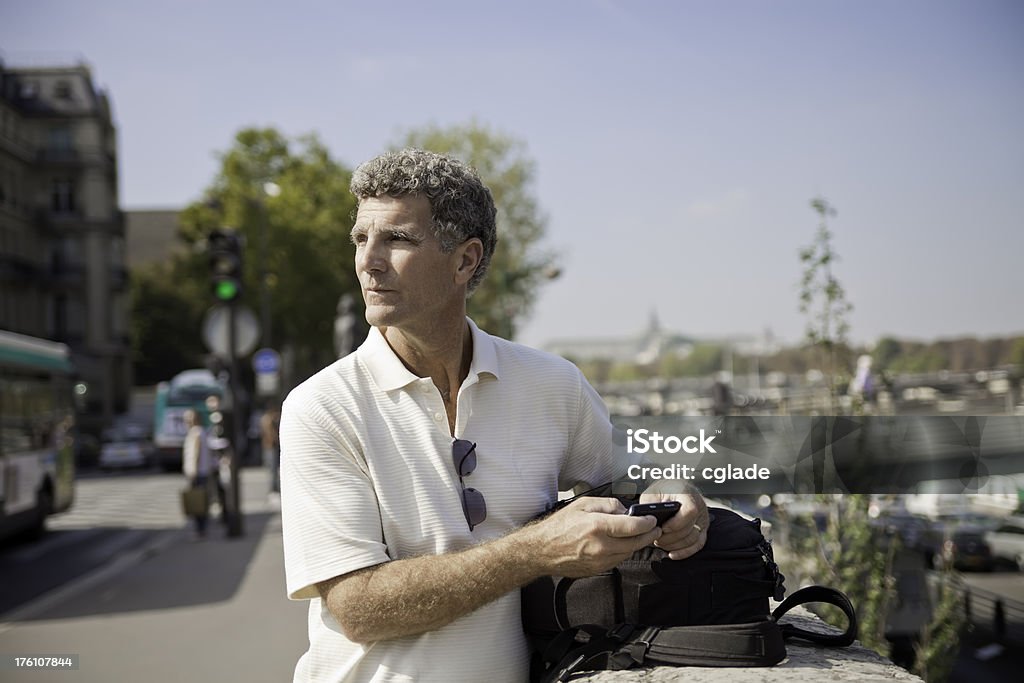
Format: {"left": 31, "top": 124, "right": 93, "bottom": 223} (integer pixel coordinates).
{"left": 280, "top": 149, "right": 708, "bottom": 682}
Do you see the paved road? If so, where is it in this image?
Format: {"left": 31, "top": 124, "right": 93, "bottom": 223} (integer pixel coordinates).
{"left": 0, "top": 469, "right": 190, "bottom": 616}
{"left": 0, "top": 466, "right": 307, "bottom": 682}
{"left": 52, "top": 468, "right": 189, "bottom": 529}
{"left": 0, "top": 466, "right": 276, "bottom": 617}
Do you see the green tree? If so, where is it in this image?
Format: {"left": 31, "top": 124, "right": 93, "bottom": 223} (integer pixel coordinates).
{"left": 396, "top": 122, "right": 558, "bottom": 339}
{"left": 872, "top": 337, "right": 902, "bottom": 373}
{"left": 130, "top": 260, "right": 209, "bottom": 384}
{"left": 798, "top": 197, "right": 853, "bottom": 412}
{"left": 812, "top": 495, "right": 897, "bottom": 654}
{"left": 913, "top": 568, "right": 967, "bottom": 683}
{"left": 1010, "top": 337, "right": 1024, "bottom": 370}
{"left": 166, "top": 127, "right": 358, "bottom": 384}
{"left": 680, "top": 344, "right": 726, "bottom": 377}
{"left": 794, "top": 200, "right": 897, "bottom": 667}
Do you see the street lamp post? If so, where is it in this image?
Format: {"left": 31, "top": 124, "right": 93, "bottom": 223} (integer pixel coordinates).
{"left": 259, "top": 182, "right": 280, "bottom": 350}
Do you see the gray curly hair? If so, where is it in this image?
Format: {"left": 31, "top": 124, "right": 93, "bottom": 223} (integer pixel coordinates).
{"left": 350, "top": 148, "right": 498, "bottom": 294}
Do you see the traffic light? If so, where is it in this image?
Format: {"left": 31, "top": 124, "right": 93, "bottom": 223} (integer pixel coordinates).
{"left": 205, "top": 394, "right": 230, "bottom": 451}
{"left": 208, "top": 228, "right": 244, "bottom": 302}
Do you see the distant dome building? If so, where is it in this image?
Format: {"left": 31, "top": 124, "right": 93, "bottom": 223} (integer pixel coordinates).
{"left": 544, "top": 311, "right": 694, "bottom": 364}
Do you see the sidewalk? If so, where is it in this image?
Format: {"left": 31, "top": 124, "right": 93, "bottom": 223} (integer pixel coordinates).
{"left": 0, "top": 469, "right": 308, "bottom": 682}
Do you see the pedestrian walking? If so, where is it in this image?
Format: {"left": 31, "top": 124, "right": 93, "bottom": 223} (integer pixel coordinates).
{"left": 260, "top": 402, "right": 281, "bottom": 497}
{"left": 181, "top": 408, "right": 216, "bottom": 539}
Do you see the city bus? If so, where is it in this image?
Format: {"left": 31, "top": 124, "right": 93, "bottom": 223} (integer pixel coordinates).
{"left": 153, "top": 369, "right": 223, "bottom": 471}
{"left": 0, "top": 330, "right": 76, "bottom": 541}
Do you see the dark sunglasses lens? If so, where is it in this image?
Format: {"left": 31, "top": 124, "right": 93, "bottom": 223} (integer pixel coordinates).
{"left": 452, "top": 440, "right": 477, "bottom": 476}
{"left": 463, "top": 487, "right": 487, "bottom": 529}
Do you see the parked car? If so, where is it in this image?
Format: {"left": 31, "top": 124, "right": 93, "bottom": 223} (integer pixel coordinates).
{"left": 937, "top": 527, "right": 994, "bottom": 571}
{"left": 870, "top": 511, "right": 932, "bottom": 553}
{"left": 984, "top": 516, "right": 1024, "bottom": 570}
{"left": 919, "top": 513, "right": 999, "bottom": 571}
{"left": 98, "top": 422, "right": 154, "bottom": 470}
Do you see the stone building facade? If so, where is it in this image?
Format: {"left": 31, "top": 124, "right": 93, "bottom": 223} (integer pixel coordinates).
{"left": 0, "top": 60, "right": 129, "bottom": 432}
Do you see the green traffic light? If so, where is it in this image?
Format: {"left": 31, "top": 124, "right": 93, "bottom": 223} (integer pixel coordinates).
{"left": 215, "top": 280, "right": 239, "bottom": 301}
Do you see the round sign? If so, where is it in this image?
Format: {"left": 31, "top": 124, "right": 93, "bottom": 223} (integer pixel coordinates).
{"left": 253, "top": 348, "right": 281, "bottom": 374}
{"left": 202, "top": 305, "right": 260, "bottom": 358}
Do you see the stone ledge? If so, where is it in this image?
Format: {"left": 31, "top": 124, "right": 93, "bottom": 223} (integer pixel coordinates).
{"left": 572, "top": 608, "right": 922, "bottom": 682}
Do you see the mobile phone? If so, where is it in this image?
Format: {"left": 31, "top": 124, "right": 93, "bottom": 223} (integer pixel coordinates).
{"left": 627, "top": 501, "right": 681, "bottom": 526}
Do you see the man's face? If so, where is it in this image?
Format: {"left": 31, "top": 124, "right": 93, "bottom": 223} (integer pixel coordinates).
{"left": 351, "top": 195, "right": 463, "bottom": 331}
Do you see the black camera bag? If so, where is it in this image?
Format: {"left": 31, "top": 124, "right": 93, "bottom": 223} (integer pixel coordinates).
{"left": 521, "top": 483, "right": 857, "bottom": 683}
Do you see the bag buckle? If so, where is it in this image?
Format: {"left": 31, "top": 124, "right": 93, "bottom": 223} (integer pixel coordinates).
{"left": 608, "top": 625, "right": 659, "bottom": 670}
{"left": 761, "top": 539, "right": 787, "bottom": 601}
{"left": 627, "top": 626, "right": 661, "bottom": 665}
{"left": 604, "top": 624, "right": 636, "bottom": 670}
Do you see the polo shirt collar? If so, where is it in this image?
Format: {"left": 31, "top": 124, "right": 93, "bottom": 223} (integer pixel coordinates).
{"left": 359, "top": 317, "right": 500, "bottom": 392}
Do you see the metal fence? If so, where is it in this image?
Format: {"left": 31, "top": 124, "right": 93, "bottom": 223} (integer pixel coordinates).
{"left": 959, "top": 580, "right": 1024, "bottom": 644}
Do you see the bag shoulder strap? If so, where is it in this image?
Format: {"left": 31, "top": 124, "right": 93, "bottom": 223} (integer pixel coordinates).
{"left": 771, "top": 585, "right": 858, "bottom": 647}
{"left": 539, "top": 624, "right": 623, "bottom": 683}
{"left": 540, "top": 619, "right": 786, "bottom": 683}
{"left": 642, "top": 619, "right": 786, "bottom": 667}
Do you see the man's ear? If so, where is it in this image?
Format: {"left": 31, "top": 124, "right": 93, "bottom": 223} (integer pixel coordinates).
{"left": 454, "top": 238, "right": 484, "bottom": 286}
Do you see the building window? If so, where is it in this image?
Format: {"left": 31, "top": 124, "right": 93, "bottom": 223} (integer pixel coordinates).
{"left": 53, "top": 236, "right": 82, "bottom": 269}
{"left": 48, "top": 127, "right": 73, "bottom": 151}
{"left": 54, "top": 81, "right": 73, "bottom": 100}
{"left": 111, "top": 292, "right": 127, "bottom": 337}
{"left": 53, "top": 295, "right": 67, "bottom": 338}
{"left": 51, "top": 180, "right": 75, "bottom": 213}
{"left": 53, "top": 295, "right": 86, "bottom": 340}
{"left": 108, "top": 235, "right": 124, "bottom": 268}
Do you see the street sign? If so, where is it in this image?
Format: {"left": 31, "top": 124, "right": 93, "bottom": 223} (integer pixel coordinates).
{"left": 253, "top": 347, "right": 282, "bottom": 397}
{"left": 202, "top": 305, "right": 260, "bottom": 358}
{"left": 252, "top": 348, "right": 281, "bottom": 374}
{"left": 256, "top": 373, "right": 280, "bottom": 396}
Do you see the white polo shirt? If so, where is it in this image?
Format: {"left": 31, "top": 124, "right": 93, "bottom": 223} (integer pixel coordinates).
{"left": 280, "top": 318, "right": 625, "bottom": 682}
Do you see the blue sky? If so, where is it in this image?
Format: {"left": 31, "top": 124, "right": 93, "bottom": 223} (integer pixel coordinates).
{"left": 3, "top": 0, "right": 1022, "bottom": 350}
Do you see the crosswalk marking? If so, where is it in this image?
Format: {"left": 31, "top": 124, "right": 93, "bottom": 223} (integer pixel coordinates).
{"left": 48, "top": 469, "right": 277, "bottom": 532}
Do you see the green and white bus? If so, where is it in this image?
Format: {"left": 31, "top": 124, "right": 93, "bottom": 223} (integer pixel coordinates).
{"left": 153, "top": 369, "right": 223, "bottom": 471}
{"left": 0, "top": 330, "right": 76, "bottom": 541}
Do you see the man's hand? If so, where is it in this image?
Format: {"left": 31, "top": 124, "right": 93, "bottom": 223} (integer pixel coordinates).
{"left": 523, "top": 497, "right": 663, "bottom": 577}
{"left": 639, "top": 485, "right": 708, "bottom": 560}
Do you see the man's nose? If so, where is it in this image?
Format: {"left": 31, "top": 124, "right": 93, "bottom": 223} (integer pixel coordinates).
{"left": 358, "top": 237, "right": 388, "bottom": 274}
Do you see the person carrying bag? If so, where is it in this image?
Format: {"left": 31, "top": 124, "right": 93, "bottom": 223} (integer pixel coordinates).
{"left": 180, "top": 409, "right": 215, "bottom": 539}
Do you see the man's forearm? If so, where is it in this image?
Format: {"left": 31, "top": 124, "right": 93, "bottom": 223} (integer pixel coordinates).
{"left": 319, "top": 524, "right": 545, "bottom": 644}
{"left": 320, "top": 497, "right": 664, "bottom": 644}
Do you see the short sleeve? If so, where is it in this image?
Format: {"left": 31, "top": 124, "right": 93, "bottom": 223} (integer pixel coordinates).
{"left": 558, "top": 369, "right": 635, "bottom": 491}
{"left": 280, "top": 390, "right": 391, "bottom": 600}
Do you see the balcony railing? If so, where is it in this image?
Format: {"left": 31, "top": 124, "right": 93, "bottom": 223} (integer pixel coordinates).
{"left": 35, "top": 145, "right": 115, "bottom": 167}
{"left": 0, "top": 254, "right": 42, "bottom": 283}
{"left": 49, "top": 261, "right": 87, "bottom": 287}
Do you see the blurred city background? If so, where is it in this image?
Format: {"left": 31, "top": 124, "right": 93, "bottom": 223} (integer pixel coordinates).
{"left": 1, "top": 2, "right": 1022, "bottom": 682}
